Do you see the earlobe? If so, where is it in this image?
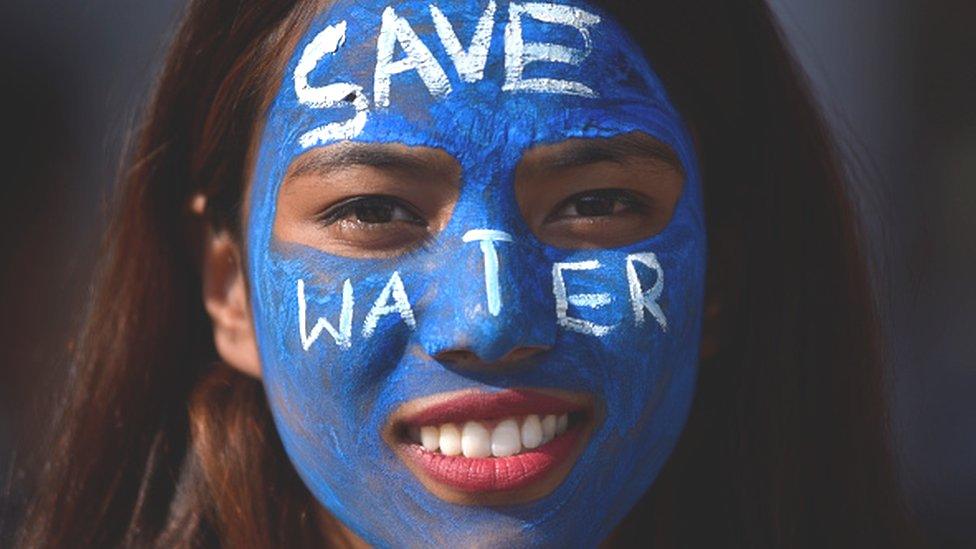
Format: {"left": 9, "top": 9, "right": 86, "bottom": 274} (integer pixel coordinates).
{"left": 202, "top": 230, "right": 262, "bottom": 378}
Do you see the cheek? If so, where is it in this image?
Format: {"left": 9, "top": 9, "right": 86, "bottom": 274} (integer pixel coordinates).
{"left": 252, "top": 250, "right": 420, "bottom": 504}
{"left": 550, "top": 240, "right": 703, "bottom": 436}
{"left": 256, "top": 249, "right": 412, "bottom": 398}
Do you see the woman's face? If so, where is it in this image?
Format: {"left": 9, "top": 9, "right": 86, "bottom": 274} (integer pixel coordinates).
{"left": 246, "top": 0, "right": 706, "bottom": 545}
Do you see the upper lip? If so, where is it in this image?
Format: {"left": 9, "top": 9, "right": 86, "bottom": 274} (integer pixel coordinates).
{"left": 389, "top": 388, "right": 593, "bottom": 430}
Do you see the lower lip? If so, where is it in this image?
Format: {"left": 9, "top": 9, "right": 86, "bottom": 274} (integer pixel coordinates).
{"left": 402, "top": 427, "right": 582, "bottom": 493}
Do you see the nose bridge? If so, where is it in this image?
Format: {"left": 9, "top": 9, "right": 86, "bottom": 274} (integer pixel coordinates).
{"left": 417, "top": 225, "right": 555, "bottom": 365}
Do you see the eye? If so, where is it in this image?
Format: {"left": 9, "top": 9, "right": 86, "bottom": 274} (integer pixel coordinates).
{"left": 546, "top": 189, "right": 648, "bottom": 222}
{"left": 317, "top": 195, "right": 427, "bottom": 227}
{"left": 307, "top": 195, "right": 432, "bottom": 255}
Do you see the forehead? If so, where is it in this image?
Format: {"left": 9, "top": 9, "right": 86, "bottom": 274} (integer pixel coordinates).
{"left": 260, "top": 0, "right": 688, "bottom": 163}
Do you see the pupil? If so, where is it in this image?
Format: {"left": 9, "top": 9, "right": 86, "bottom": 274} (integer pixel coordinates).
{"left": 576, "top": 194, "right": 616, "bottom": 217}
{"left": 355, "top": 200, "right": 394, "bottom": 223}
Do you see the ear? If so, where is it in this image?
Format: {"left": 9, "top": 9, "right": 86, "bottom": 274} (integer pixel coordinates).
{"left": 202, "top": 229, "right": 261, "bottom": 378}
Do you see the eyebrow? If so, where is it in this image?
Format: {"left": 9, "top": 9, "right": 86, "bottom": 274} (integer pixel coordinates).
{"left": 539, "top": 134, "right": 682, "bottom": 172}
{"left": 286, "top": 142, "right": 457, "bottom": 181}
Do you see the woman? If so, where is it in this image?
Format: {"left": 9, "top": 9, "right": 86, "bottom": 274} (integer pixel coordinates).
{"left": 18, "top": 0, "right": 920, "bottom": 547}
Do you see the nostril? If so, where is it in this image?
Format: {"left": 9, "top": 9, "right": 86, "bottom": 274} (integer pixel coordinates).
{"left": 499, "top": 346, "right": 549, "bottom": 363}
{"left": 432, "top": 346, "right": 550, "bottom": 368}
{"left": 433, "top": 349, "right": 481, "bottom": 367}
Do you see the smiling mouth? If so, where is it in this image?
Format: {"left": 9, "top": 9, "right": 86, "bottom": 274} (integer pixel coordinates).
{"left": 385, "top": 389, "right": 596, "bottom": 505}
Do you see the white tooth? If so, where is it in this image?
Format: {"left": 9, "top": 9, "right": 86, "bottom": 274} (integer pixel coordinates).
{"left": 439, "top": 423, "right": 461, "bottom": 456}
{"left": 420, "top": 425, "right": 440, "bottom": 452}
{"left": 461, "top": 421, "right": 491, "bottom": 458}
{"left": 521, "top": 415, "right": 543, "bottom": 449}
{"left": 556, "top": 414, "right": 569, "bottom": 435}
{"left": 491, "top": 418, "right": 522, "bottom": 457}
{"left": 542, "top": 415, "right": 557, "bottom": 443}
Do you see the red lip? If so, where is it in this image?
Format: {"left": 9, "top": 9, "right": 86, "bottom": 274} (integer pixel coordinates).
{"left": 400, "top": 388, "right": 583, "bottom": 427}
{"left": 387, "top": 389, "right": 594, "bottom": 498}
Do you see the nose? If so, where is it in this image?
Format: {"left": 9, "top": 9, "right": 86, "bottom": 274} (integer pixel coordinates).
{"left": 416, "top": 229, "right": 556, "bottom": 369}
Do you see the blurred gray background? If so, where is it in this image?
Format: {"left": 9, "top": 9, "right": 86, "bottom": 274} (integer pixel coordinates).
{"left": 0, "top": 0, "right": 972, "bottom": 546}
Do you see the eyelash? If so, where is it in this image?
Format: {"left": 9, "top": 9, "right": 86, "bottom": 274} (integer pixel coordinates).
{"left": 546, "top": 188, "right": 649, "bottom": 222}
{"left": 315, "top": 195, "right": 427, "bottom": 227}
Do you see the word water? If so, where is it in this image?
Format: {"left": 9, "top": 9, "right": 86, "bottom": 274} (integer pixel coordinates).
{"left": 297, "top": 230, "right": 667, "bottom": 352}
{"left": 294, "top": 1, "right": 603, "bottom": 148}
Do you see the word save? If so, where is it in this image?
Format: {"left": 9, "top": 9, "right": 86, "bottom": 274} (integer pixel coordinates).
{"left": 293, "top": 1, "right": 603, "bottom": 148}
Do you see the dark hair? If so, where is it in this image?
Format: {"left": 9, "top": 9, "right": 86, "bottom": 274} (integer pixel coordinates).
{"left": 18, "top": 0, "right": 921, "bottom": 547}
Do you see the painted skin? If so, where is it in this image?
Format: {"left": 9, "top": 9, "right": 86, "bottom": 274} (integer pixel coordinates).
{"left": 247, "top": 0, "right": 706, "bottom": 546}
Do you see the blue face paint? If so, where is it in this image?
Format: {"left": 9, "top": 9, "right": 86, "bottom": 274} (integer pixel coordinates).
{"left": 247, "top": 0, "right": 706, "bottom": 545}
